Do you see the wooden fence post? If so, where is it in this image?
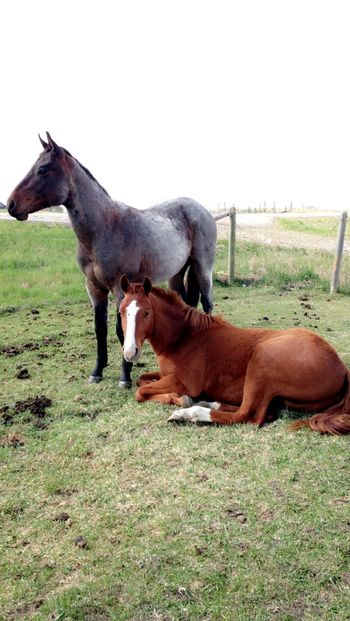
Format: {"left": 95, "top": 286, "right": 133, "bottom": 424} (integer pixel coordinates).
{"left": 330, "top": 211, "right": 348, "bottom": 294}
{"left": 228, "top": 206, "right": 236, "bottom": 285}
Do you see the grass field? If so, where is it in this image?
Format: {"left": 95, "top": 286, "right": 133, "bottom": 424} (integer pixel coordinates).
{"left": 0, "top": 222, "right": 349, "bottom": 621}
{"left": 277, "top": 216, "right": 350, "bottom": 241}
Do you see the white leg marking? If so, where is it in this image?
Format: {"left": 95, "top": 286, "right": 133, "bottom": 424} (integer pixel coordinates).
{"left": 123, "top": 300, "right": 140, "bottom": 362}
{"left": 168, "top": 405, "right": 213, "bottom": 423}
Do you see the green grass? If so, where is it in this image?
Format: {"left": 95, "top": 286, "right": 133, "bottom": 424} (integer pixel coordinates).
{"left": 0, "top": 222, "right": 85, "bottom": 307}
{"left": 0, "top": 222, "right": 350, "bottom": 621}
{"left": 277, "top": 216, "right": 350, "bottom": 240}
{"left": 216, "top": 239, "right": 350, "bottom": 294}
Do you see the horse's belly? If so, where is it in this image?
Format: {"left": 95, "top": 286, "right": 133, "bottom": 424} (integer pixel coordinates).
{"left": 141, "top": 234, "right": 191, "bottom": 282}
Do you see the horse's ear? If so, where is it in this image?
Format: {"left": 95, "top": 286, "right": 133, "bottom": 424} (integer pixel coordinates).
{"left": 38, "top": 134, "right": 50, "bottom": 151}
{"left": 143, "top": 277, "right": 152, "bottom": 295}
{"left": 120, "top": 274, "right": 130, "bottom": 293}
{"left": 46, "top": 131, "right": 59, "bottom": 152}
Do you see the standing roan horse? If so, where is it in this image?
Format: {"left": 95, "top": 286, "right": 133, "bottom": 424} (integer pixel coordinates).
{"left": 120, "top": 276, "right": 350, "bottom": 435}
{"left": 7, "top": 133, "right": 216, "bottom": 387}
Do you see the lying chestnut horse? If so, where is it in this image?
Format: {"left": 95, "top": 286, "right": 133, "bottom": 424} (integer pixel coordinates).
{"left": 119, "top": 276, "right": 350, "bottom": 434}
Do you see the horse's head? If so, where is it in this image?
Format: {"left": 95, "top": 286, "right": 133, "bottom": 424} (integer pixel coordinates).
{"left": 120, "top": 275, "right": 154, "bottom": 363}
{"left": 7, "top": 132, "right": 71, "bottom": 221}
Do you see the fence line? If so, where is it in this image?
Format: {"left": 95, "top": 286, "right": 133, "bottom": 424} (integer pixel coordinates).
{"left": 330, "top": 212, "right": 348, "bottom": 294}
{"left": 214, "top": 208, "right": 349, "bottom": 291}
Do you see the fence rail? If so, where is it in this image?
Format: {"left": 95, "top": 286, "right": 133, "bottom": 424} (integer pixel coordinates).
{"left": 214, "top": 207, "right": 236, "bottom": 284}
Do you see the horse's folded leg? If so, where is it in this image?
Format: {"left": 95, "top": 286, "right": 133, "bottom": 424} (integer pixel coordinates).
{"left": 136, "top": 389, "right": 184, "bottom": 405}
{"left": 168, "top": 406, "right": 213, "bottom": 423}
{"left": 136, "top": 371, "right": 161, "bottom": 387}
{"left": 196, "top": 400, "right": 222, "bottom": 409}
{"left": 119, "top": 359, "right": 133, "bottom": 389}
{"left": 168, "top": 404, "right": 249, "bottom": 425}
{"left": 181, "top": 395, "right": 195, "bottom": 407}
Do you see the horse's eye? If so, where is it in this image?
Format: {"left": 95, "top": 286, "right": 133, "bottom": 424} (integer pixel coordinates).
{"left": 144, "top": 311, "right": 150, "bottom": 318}
{"left": 38, "top": 166, "right": 49, "bottom": 176}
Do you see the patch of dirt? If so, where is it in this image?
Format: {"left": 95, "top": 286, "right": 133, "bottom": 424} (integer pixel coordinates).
{"left": 0, "top": 432, "right": 25, "bottom": 448}
{"left": 0, "top": 395, "right": 52, "bottom": 427}
{"left": 69, "top": 409, "right": 100, "bottom": 420}
{"left": 0, "top": 342, "right": 39, "bottom": 357}
{"left": 0, "top": 334, "right": 63, "bottom": 358}
{"left": 53, "top": 512, "right": 71, "bottom": 522}
{"left": 0, "top": 306, "right": 17, "bottom": 316}
{"left": 225, "top": 507, "right": 247, "bottom": 523}
{"left": 74, "top": 535, "right": 88, "bottom": 548}
{"left": 42, "top": 336, "right": 63, "bottom": 347}
{"left": 15, "top": 367, "right": 30, "bottom": 379}
{"left": 5, "top": 600, "right": 43, "bottom": 620}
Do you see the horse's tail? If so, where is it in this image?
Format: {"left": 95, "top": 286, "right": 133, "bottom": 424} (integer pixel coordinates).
{"left": 290, "top": 370, "right": 350, "bottom": 435}
{"left": 186, "top": 264, "right": 200, "bottom": 308}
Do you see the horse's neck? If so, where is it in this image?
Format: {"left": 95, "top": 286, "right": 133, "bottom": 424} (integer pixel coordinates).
{"left": 149, "top": 295, "right": 187, "bottom": 354}
{"left": 63, "top": 162, "right": 115, "bottom": 250}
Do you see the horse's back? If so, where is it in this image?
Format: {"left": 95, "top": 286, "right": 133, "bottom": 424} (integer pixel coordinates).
{"left": 143, "top": 197, "right": 216, "bottom": 233}
{"left": 138, "top": 197, "right": 216, "bottom": 275}
{"left": 151, "top": 197, "right": 217, "bottom": 265}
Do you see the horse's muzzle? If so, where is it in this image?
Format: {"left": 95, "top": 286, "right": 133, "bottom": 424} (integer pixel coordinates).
{"left": 123, "top": 346, "right": 140, "bottom": 363}
{"left": 7, "top": 199, "right": 16, "bottom": 215}
{"left": 7, "top": 199, "right": 28, "bottom": 221}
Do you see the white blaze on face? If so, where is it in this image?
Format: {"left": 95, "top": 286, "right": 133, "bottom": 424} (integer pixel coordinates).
{"left": 123, "top": 300, "right": 140, "bottom": 362}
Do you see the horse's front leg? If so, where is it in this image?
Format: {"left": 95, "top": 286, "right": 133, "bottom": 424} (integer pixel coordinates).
{"left": 87, "top": 282, "right": 109, "bottom": 384}
{"left": 136, "top": 375, "right": 187, "bottom": 406}
{"left": 136, "top": 371, "right": 162, "bottom": 386}
{"left": 116, "top": 308, "right": 133, "bottom": 388}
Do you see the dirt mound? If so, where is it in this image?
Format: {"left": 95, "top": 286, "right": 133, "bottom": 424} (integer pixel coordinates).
{"left": 0, "top": 342, "right": 39, "bottom": 356}
{"left": 0, "top": 395, "right": 52, "bottom": 427}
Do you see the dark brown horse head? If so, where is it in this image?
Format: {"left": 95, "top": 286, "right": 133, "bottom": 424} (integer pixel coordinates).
{"left": 119, "top": 275, "right": 153, "bottom": 363}
{"left": 7, "top": 132, "right": 71, "bottom": 220}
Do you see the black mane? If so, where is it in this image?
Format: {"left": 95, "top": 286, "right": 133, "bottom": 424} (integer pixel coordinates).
{"left": 63, "top": 147, "right": 110, "bottom": 197}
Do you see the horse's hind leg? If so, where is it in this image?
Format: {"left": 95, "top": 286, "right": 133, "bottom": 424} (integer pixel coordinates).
{"left": 185, "top": 264, "right": 200, "bottom": 308}
{"left": 169, "top": 366, "right": 272, "bottom": 425}
{"left": 86, "top": 281, "right": 109, "bottom": 384}
{"left": 189, "top": 259, "right": 214, "bottom": 313}
{"left": 168, "top": 400, "right": 269, "bottom": 425}
{"left": 168, "top": 261, "right": 189, "bottom": 302}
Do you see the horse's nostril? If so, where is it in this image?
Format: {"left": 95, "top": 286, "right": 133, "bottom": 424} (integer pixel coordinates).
{"left": 7, "top": 199, "right": 15, "bottom": 214}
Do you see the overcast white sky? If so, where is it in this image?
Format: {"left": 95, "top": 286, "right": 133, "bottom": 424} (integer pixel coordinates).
{"left": 1, "top": 0, "right": 349, "bottom": 211}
